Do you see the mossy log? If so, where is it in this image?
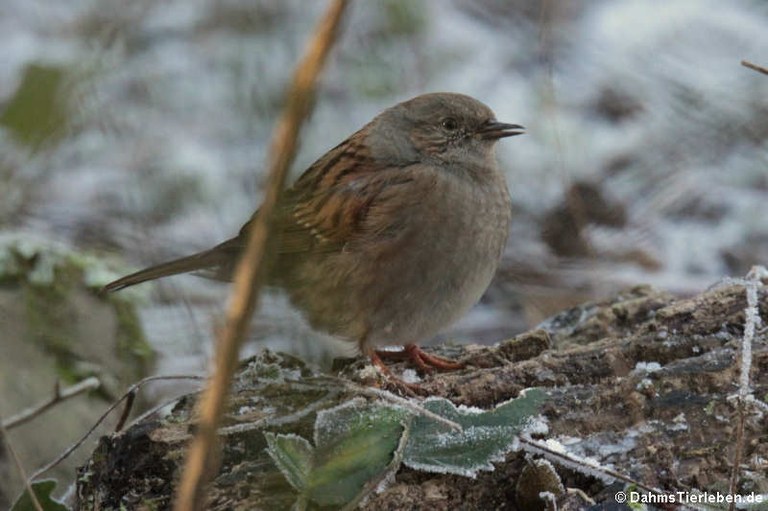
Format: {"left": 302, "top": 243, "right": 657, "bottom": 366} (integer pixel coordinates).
{"left": 74, "top": 283, "right": 768, "bottom": 510}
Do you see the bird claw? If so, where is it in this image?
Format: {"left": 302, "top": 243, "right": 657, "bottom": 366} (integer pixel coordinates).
{"left": 376, "top": 344, "right": 465, "bottom": 374}
{"left": 367, "top": 344, "right": 465, "bottom": 396}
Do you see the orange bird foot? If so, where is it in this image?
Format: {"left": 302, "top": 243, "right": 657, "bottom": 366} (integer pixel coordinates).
{"left": 375, "top": 344, "right": 465, "bottom": 374}
{"left": 366, "top": 344, "right": 465, "bottom": 396}
{"left": 368, "top": 350, "right": 424, "bottom": 396}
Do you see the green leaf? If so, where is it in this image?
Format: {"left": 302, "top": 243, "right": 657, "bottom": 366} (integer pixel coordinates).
{"left": 264, "top": 432, "right": 314, "bottom": 492}
{"left": 265, "top": 398, "right": 408, "bottom": 508}
{"left": 404, "top": 388, "right": 546, "bottom": 477}
{"left": 309, "top": 399, "right": 406, "bottom": 506}
{"left": 11, "top": 480, "right": 69, "bottom": 511}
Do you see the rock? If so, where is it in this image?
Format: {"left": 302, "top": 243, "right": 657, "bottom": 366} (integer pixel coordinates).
{"left": 0, "top": 238, "right": 154, "bottom": 508}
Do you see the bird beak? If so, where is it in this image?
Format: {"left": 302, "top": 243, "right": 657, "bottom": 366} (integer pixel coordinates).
{"left": 477, "top": 121, "right": 525, "bottom": 140}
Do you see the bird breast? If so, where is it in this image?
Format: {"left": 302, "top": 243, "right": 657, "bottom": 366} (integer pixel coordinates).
{"left": 351, "top": 165, "right": 511, "bottom": 347}
{"left": 280, "top": 161, "right": 511, "bottom": 350}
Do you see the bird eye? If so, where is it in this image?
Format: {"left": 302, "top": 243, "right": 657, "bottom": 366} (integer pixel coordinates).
{"left": 441, "top": 117, "right": 459, "bottom": 131}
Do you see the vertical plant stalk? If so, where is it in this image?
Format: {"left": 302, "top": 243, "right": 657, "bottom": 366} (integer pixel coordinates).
{"left": 172, "top": 2, "right": 349, "bottom": 510}
{"left": 727, "top": 266, "right": 766, "bottom": 511}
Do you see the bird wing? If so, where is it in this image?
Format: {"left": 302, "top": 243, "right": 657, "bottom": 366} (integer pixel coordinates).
{"left": 103, "top": 128, "right": 415, "bottom": 292}
{"left": 239, "top": 128, "right": 413, "bottom": 255}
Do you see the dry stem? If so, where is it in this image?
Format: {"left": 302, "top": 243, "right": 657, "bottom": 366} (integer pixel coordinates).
{"left": 741, "top": 60, "right": 768, "bottom": 76}
{"left": 31, "top": 374, "right": 202, "bottom": 480}
{"left": 0, "top": 423, "right": 44, "bottom": 511}
{"left": 172, "top": 2, "right": 349, "bottom": 510}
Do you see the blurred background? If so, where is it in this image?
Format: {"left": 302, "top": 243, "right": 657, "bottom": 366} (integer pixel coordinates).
{"left": 0, "top": 0, "right": 766, "bottom": 503}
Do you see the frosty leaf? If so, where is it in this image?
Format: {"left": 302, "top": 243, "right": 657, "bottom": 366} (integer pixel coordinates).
{"left": 404, "top": 388, "right": 546, "bottom": 477}
{"left": 309, "top": 399, "right": 407, "bottom": 506}
{"left": 264, "top": 432, "right": 314, "bottom": 492}
{"left": 11, "top": 479, "right": 68, "bottom": 511}
{"left": 265, "top": 398, "right": 408, "bottom": 507}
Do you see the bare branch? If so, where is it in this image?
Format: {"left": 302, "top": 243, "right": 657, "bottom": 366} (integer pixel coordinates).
{"left": 31, "top": 374, "right": 203, "bottom": 480}
{"left": 114, "top": 389, "right": 137, "bottom": 433}
{"left": 727, "top": 266, "right": 766, "bottom": 511}
{"left": 2, "top": 376, "right": 101, "bottom": 431}
{"left": 172, "top": 2, "right": 349, "bottom": 510}
{"left": 520, "top": 437, "right": 664, "bottom": 497}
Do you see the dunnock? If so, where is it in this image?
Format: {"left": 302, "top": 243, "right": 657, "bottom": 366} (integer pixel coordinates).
{"left": 105, "top": 92, "right": 524, "bottom": 387}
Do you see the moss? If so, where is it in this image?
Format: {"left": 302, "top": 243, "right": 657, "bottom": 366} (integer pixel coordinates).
{"left": 137, "top": 498, "right": 162, "bottom": 511}
{"left": 23, "top": 260, "right": 87, "bottom": 385}
{"left": 2, "top": 239, "right": 154, "bottom": 396}
{"left": 111, "top": 297, "right": 153, "bottom": 373}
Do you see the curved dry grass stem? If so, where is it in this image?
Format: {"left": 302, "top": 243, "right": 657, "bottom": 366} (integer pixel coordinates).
{"left": 0, "top": 423, "right": 43, "bottom": 511}
{"left": 172, "top": 2, "right": 349, "bottom": 510}
{"left": 29, "top": 374, "right": 203, "bottom": 480}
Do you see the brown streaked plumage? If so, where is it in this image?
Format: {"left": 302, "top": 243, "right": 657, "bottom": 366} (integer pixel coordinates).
{"left": 104, "top": 92, "right": 524, "bottom": 391}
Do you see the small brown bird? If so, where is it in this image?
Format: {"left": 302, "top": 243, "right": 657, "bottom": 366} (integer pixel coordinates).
{"left": 105, "top": 92, "right": 523, "bottom": 387}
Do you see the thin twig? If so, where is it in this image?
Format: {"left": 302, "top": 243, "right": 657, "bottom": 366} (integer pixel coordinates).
{"left": 2, "top": 377, "right": 101, "bottom": 430}
{"left": 348, "top": 383, "right": 463, "bottom": 432}
{"left": 114, "top": 389, "right": 137, "bottom": 432}
{"left": 31, "top": 374, "right": 203, "bottom": 479}
{"left": 0, "top": 423, "right": 44, "bottom": 511}
{"left": 276, "top": 377, "right": 463, "bottom": 431}
{"left": 519, "top": 437, "right": 663, "bottom": 496}
{"left": 727, "top": 401, "right": 746, "bottom": 511}
{"left": 738, "top": 267, "right": 764, "bottom": 399}
{"left": 741, "top": 60, "right": 768, "bottom": 76}
{"left": 172, "top": 2, "right": 349, "bottom": 510}
{"left": 727, "top": 266, "right": 766, "bottom": 511}
{"left": 129, "top": 392, "right": 200, "bottom": 430}
{"left": 219, "top": 390, "right": 340, "bottom": 436}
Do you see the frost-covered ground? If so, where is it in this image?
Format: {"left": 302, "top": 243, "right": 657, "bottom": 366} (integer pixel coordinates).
{"left": 1, "top": 0, "right": 766, "bottom": 375}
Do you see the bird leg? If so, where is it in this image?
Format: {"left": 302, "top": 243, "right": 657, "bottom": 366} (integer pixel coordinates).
{"left": 368, "top": 350, "right": 424, "bottom": 396}
{"left": 375, "top": 344, "right": 465, "bottom": 374}
{"left": 364, "top": 343, "right": 465, "bottom": 396}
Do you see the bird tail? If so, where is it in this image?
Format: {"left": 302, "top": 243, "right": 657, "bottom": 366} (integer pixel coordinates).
{"left": 102, "top": 241, "right": 239, "bottom": 293}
